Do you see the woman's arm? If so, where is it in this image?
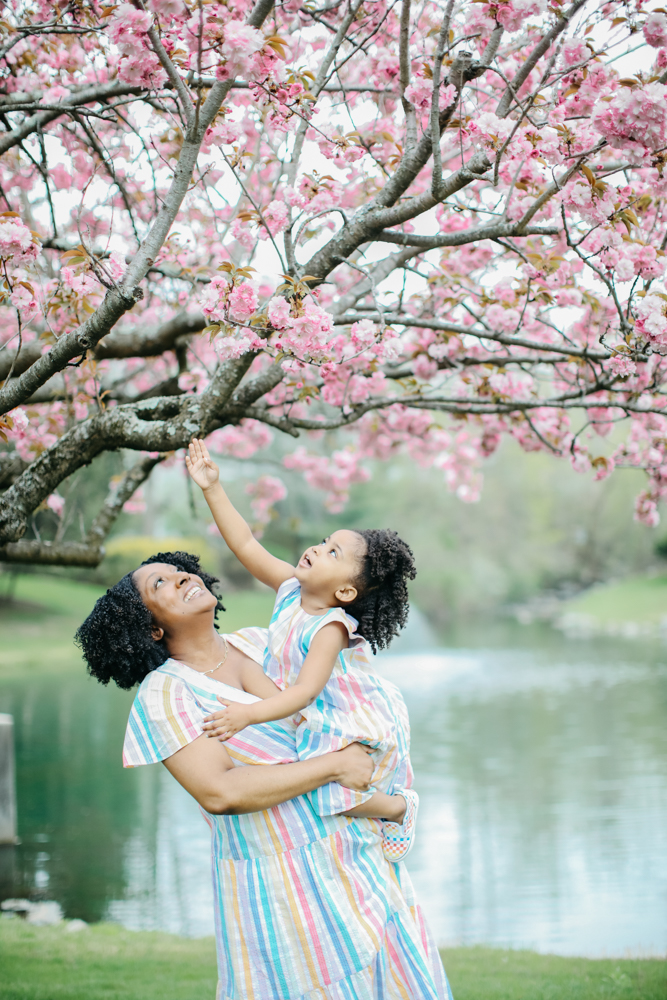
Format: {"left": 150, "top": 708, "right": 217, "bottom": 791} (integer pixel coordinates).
{"left": 162, "top": 735, "right": 373, "bottom": 815}
{"left": 203, "top": 623, "right": 346, "bottom": 740}
{"left": 186, "top": 439, "right": 294, "bottom": 591}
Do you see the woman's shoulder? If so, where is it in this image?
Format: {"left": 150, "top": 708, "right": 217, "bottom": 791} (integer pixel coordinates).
{"left": 136, "top": 658, "right": 186, "bottom": 696}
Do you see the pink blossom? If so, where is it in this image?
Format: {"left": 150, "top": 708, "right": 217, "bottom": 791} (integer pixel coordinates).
{"left": 10, "top": 283, "right": 38, "bottom": 321}
{"left": 231, "top": 217, "right": 255, "bottom": 251}
{"left": 50, "top": 164, "right": 72, "bottom": 190}
{"left": 593, "top": 82, "right": 667, "bottom": 153}
{"left": 119, "top": 51, "right": 167, "bottom": 88}
{"left": 490, "top": 0, "right": 546, "bottom": 32}
{"left": 213, "top": 330, "right": 264, "bottom": 360}
{"left": 644, "top": 12, "right": 667, "bottom": 48}
{"left": 634, "top": 490, "right": 660, "bottom": 526}
{"left": 46, "top": 492, "right": 65, "bottom": 517}
{"left": 609, "top": 355, "right": 636, "bottom": 378}
{"left": 245, "top": 474, "right": 287, "bottom": 536}
{"left": 149, "top": 0, "right": 185, "bottom": 17}
{"left": 221, "top": 21, "right": 264, "bottom": 77}
{"left": 561, "top": 39, "right": 589, "bottom": 69}
{"left": 260, "top": 200, "right": 289, "bottom": 237}
{"left": 207, "top": 419, "right": 272, "bottom": 458}
{"left": 107, "top": 251, "right": 126, "bottom": 282}
{"left": 349, "top": 319, "right": 377, "bottom": 353}
{"left": 468, "top": 112, "right": 514, "bottom": 149}
{"left": 268, "top": 296, "right": 291, "bottom": 330}
{"left": 0, "top": 217, "right": 40, "bottom": 262}
{"left": 108, "top": 4, "right": 152, "bottom": 55}
{"left": 9, "top": 407, "right": 28, "bottom": 435}
{"left": 404, "top": 77, "right": 431, "bottom": 110}
{"left": 635, "top": 294, "right": 667, "bottom": 346}
{"left": 228, "top": 282, "right": 258, "bottom": 321}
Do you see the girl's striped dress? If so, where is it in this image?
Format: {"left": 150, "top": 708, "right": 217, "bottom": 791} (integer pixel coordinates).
{"left": 123, "top": 627, "right": 452, "bottom": 1000}
{"left": 265, "top": 577, "right": 412, "bottom": 816}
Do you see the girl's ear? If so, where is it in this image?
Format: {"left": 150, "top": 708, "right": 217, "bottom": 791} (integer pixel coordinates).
{"left": 335, "top": 584, "right": 357, "bottom": 605}
{"left": 151, "top": 625, "right": 164, "bottom": 641}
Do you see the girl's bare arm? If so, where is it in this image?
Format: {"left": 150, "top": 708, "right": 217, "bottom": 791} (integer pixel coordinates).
{"left": 186, "top": 438, "right": 294, "bottom": 590}
{"left": 203, "top": 623, "right": 347, "bottom": 739}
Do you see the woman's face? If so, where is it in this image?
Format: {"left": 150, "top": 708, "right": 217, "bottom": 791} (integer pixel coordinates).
{"left": 132, "top": 562, "right": 218, "bottom": 637}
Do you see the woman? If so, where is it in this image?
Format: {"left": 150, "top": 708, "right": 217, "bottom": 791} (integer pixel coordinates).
{"left": 76, "top": 551, "right": 451, "bottom": 1000}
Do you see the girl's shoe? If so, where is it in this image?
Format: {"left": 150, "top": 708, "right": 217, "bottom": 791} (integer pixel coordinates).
{"left": 381, "top": 788, "right": 419, "bottom": 863}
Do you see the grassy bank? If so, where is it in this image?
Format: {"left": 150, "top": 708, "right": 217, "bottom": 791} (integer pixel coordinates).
{"left": 557, "top": 573, "right": 667, "bottom": 636}
{"left": 0, "top": 922, "right": 665, "bottom": 1000}
{"left": 0, "top": 572, "right": 275, "bottom": 680}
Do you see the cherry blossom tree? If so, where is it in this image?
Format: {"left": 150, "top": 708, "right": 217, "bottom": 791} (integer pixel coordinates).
{"left": 1, "top": 0, "right": 667, "bottom": 566}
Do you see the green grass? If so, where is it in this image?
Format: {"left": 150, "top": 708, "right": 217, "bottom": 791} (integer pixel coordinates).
{"left": 0, "top": 923, "right": 665, "bottom": 1000}
{"left": 560, "top": 574, "right": 667, "bottom": 629}
{"left": 0, "top": 572, "right": 276, "bottom": 680}
{"left": 442, "top": 945, "right": 667, "bottom": 1000}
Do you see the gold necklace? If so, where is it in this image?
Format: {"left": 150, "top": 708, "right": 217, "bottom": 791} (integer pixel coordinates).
{"left": 199, "top": 636, "right": 229, "bottom": 677}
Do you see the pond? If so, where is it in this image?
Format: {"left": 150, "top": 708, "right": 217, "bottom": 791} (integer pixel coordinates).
{"left": 1, "top": 613, "right": 666, "bottom": 957}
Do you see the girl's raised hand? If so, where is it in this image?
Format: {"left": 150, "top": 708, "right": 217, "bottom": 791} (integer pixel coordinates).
{"left": 186, "top": 438, "right": 220, "bottom": 492}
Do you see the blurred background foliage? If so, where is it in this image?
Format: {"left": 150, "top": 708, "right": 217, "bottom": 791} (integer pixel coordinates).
{"left": 7, "top": 434, "right": 662, "bottom": 623}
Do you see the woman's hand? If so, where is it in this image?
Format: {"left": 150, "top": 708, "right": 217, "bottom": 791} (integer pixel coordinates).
{"left": 186, "top": 438, "right": 220, "bottom": 493}
{"left": 203, "top": 699, "right": 254, "bottom": 741}
{"left": 332, "top": 743, "right": 374, "bottom": 791}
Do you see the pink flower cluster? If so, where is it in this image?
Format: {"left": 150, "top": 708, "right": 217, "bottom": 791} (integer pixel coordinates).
{"left": 284, "top": 446, "right": 370, "bottom": 512}
{"left": 108, "top": 3, "right": 166, "bottom": 87}
{"left": 644, "top": 12, "right": 667, "bottom": 48}
{"left": 593, "top": 82, "right": 667, "bottom": 154}
{"left": 207, "top": 419, "right": 272, "bottom": 459}
{"left": 218, "top": 21, "right": 265, "bottom": 80}
{"left": 635, "top": 294, "right": 667, "bottom": 346}
{"left": 269, "top": 297, "right": 335, "bottom": 361}
{"left": 0, "top": 216, "right": 40, "bottom": 263}
{"left": 245, "top": 474, "right": 287, "bottom": 536}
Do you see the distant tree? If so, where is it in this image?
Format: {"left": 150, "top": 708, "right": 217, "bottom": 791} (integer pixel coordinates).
{"left": 1, "top": 0, "right": 667, "bottom": 566}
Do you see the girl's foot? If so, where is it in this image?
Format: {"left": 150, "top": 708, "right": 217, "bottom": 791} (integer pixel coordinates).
{"left": 381, "top": 788, "right": 419, "bottom": 863}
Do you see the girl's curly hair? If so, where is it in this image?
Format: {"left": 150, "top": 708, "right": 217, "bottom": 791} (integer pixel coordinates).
{"left": 346, "top": 529, "right": 416, "bottom": 653}
{"left": 75, "top": 551, "right": 224, "bottom": 690}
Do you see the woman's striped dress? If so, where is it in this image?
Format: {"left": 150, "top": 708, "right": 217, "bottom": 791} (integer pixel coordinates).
{"left": 123, "top": 628, "right": 452, "bottom": 1000}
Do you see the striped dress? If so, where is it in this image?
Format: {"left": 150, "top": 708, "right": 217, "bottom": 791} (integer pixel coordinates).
{"left": 123, "top": 627, "right": 452, "bottom": 1000}
{"left": 265, "top": 578, "right": 412, "bottom": 816}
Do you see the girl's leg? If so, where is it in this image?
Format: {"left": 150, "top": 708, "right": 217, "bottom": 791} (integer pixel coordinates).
{"left": 343, "top": 790, "right": 406, "bottom": 823}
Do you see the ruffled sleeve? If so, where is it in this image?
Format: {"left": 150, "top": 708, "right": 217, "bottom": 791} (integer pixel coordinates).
{"left": 225, "top": 626, "right": 268, "bottom": 665}
{"left": 122, "top": 667, "right": 204, "bottom": 768}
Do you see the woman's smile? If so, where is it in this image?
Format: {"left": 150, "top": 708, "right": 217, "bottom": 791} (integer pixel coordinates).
{"left": 184, "top": 583, "right": 203, "bottom": 602}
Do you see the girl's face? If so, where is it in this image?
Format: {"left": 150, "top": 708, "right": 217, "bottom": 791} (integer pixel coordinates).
{"left": 295, "top": 529, "right": 365, "bottom": 605}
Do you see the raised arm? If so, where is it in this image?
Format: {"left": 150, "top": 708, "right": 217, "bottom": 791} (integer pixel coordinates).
{"left": 162, "top": 732, "right": 373, "bottom": 815}
{"left": 203, "top": 623, "right": 347, "bottom": 741}
{"left": 186, "top": 438, "right": 294, "bottom": 590}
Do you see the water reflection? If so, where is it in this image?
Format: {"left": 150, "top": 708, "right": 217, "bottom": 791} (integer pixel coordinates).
{"left": 1, "top": 618, "right": 666, "bottom": 956}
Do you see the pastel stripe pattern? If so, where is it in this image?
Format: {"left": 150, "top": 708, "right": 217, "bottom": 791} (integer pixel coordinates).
{"left": 123, "top": 634, "right": 452, "bottom": 1000}
{"left": 265, "top": 579, "right": 413, "bottom": 817}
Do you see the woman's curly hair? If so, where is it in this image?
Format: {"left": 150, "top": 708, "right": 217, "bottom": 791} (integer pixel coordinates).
{"left": 75, "top": 551, "right": 224, "bottom": 690}
{"left": 346, "top": 529, "right": 416, "bottom": 653}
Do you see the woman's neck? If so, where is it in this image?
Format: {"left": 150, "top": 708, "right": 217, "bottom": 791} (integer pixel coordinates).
{"left": 166, "top": 621, "right": 226, "bottom": 670}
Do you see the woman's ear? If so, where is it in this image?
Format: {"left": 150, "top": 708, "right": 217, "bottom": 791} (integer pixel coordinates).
{"left": 335, "top": 584, "right": 358, "bottom": 605}
{"left": 151, "top": 625, "right": 165, "bottom": 642}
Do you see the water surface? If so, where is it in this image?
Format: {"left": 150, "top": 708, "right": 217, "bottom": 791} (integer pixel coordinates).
{"left": 1, "top": 616, "right": 665, "bottom": 956}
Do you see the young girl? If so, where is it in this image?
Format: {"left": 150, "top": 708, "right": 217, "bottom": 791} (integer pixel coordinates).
{"left": 186, "top": 438, "right": 419, "bottom": 861}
